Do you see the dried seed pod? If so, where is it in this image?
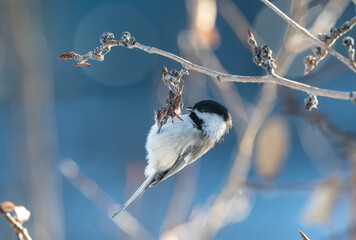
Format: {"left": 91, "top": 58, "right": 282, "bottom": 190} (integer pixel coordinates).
{"left": 303, "top": 55, "right": 316, "bottom": 75}
{"left": 247, "top": 29, "right": 276, "bottom": 74}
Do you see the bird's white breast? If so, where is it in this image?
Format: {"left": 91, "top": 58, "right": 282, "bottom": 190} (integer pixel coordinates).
{"left": 145, "top": 114, "right": 202, "bottom": 176}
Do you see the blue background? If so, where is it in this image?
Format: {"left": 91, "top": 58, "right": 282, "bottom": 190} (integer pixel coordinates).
{"left": 0, "top": 0, "right": 355, "bottom": 239}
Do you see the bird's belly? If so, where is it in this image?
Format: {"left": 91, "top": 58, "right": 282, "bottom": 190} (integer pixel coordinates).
{"left": 145, "top": 120, "right": 202, "bottom": 176}
{"left": 145, "top": 136, "right": 187, "bottom": 174}
{"left": 150, "top": 149, "right": 179, "bottom": 172}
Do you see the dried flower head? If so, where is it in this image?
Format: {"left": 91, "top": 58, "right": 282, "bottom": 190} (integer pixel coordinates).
{"left": 154, "top": 66, "right": 188, "bottom": 132}
{"left": 155, "top": 81, "right": 184, "bottom": 133}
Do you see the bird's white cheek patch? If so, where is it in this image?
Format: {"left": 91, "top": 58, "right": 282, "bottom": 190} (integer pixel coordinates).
{"left": 194, "top": 112, "right": 227, "bottom": 143}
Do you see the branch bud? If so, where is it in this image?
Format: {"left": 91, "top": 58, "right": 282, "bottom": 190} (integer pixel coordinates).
{"left": 247, "top": 29, "right": 276, "bottom": 74}
{"left": 100, "top": 32, "right": 115, "bottom": 44}
{"left": 350, "top": 92, "right": 356, "bottom": 104}
{"left": 121, "top": 31, "right": 136, "bottom": 48}
{"left": 304, "top": 95, "right": 318, "bottom": 111}
{"left": 343, "top": 36, "right": 354, "bottom": 48}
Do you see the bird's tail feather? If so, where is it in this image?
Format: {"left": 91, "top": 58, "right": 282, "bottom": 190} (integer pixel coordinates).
{"left": 112, "top": 174, "right": 155, "bottom": 218}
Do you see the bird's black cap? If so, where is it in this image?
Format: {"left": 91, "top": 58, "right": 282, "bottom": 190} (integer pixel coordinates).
{"left": 192, "top": 100, "right": 231, "bottom": 123}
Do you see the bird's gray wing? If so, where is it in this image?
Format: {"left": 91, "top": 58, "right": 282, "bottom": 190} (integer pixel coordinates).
{"left": 112, "top": 174, "right": 155, "bottom": 218}
{"left": 150, "top": 146, "right": 198, "bottom": 187}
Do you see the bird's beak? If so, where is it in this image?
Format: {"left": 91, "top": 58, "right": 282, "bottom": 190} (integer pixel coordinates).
{"left": 186, "top": 107, "right": 193, "bottom": 112}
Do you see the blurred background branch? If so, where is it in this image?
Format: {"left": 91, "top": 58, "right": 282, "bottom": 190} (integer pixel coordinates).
{"left": 58, "top": 159, "right": 155, "bottom": 240}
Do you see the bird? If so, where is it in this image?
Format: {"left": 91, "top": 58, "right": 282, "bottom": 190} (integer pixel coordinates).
{"left": 112, "top": 100, "right": 232, "bottom": 217}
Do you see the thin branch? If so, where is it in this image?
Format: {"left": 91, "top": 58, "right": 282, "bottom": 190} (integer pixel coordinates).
{"left": 59, "top": 32, "right": 356, "bottom": 104}
{"left": 0, "top": 202, "right": 32, "bottom": 240}
{"left": 304, "top": 16, "right": 356, "bottom": 74}
{"left": 285, "top": 0, "right": 350, "bottom": 54}
{"left": 58, "top": 159, "right": 155, "bottom": 240}
{"left": 132, "top": 42, "right": 356, "bottom": 102}
{"left": 260, "top": 0, "right": 356, "bottom": 74}
{"left": 2, "top": 213, "right": 32, "bottom": 240}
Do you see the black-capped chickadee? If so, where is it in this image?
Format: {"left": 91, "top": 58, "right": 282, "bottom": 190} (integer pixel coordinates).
{"left": 113, "top": 100, "right": 232, "bottom": 217}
